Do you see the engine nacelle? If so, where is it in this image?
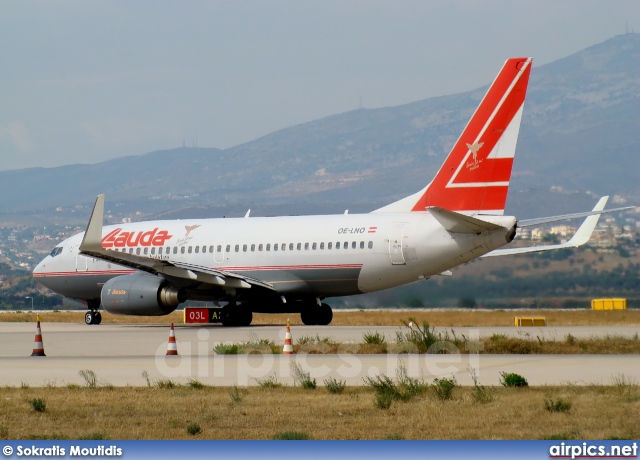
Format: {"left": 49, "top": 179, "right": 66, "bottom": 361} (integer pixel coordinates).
{"left": 101, "top": 273, "right": 186, "bottom": 316}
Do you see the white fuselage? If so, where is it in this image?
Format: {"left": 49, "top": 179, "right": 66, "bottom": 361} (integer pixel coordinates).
{"left": 33, "top": 211, "right": 516, "bottom": 303}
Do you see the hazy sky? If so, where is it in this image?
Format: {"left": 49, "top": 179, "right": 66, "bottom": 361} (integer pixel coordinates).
{"left": 1, "top": 1, "right": 638, "bottom": 171}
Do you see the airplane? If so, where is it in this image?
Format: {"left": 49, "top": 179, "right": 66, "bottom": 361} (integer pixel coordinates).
{"left": 32, "top": 57, "right": 632, "bottom": 326}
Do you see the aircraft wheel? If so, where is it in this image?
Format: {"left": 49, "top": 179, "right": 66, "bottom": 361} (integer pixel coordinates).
{"left": 300, "top": 309, "right": 316, "bottom": 326}
{"left": 85, "top": 311, "right": 95, "bottom": 325}
{"left": 318, "top": 303, "right": 333, "bottom": 326}
{"left": 221, "top": 304, "right": 252, "bottom": 327}
{"left": 94, "top": 312, "right": 102, "bottom": 325}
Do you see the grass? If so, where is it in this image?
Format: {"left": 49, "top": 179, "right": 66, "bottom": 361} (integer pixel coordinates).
{"left": 544, "top": 398, "right": 572, "bottom": 413}
{"left": 1, "top": 384, "right": 637, "bottom": 439}
{"left": 2, "top": 309, "right": 639, "bottom": 326}
{"left": 324, "top": 377, "right": 346, "bottom": 394}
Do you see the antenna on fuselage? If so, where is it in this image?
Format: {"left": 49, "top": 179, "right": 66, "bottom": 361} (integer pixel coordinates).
{"left": 344, "top": 210, "right": 349, "bottom": 215}
{"left": 244, "top": 209, "right": 251, "bottom": 218}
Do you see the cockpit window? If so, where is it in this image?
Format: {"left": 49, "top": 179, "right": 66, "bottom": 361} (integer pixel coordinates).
{"left": 50, "top": 247, "right": 63, "bottom": 257}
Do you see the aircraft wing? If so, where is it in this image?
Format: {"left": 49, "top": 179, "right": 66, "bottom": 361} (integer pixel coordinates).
{"left": 485, "top": 196, "right": 624, "bottom": 257}
{"left": 78, "top": 194, "right": 274, "bottom": 291}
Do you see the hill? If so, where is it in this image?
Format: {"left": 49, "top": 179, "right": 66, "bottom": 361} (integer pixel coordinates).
{"left": 1, "top": 34, "right": 639, "bottom": 223}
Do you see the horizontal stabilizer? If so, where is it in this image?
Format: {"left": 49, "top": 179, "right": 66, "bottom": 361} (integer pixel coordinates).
{"left": 429, "top": 206, "right": 504, "bottom": 234}
{"left": 486, "top": 196, "right": 611, "bottom": 257}
{"left": 518, "top": 196, "right": 634, "bottom": 227}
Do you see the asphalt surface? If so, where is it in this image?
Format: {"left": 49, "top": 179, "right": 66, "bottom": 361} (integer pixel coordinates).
{"left": 1, "top": 322, "right": 638, "bottom": 387}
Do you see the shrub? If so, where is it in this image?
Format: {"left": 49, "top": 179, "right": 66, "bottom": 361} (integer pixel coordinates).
{"left": 272, "top": 431, "right": 311, "bottom": 440}
{"left": 141, "top": 370, "right": 151, "bottom": 387}
{"left": 297, "top": 335, "right": 331, "bottom": 345}
{"left": 214, "top": 343, "right": 241, "bottom": 355}
{"left": 362, "top": 331, "right": 385, "bottom": 344}
{"left": 229, "top": 385, "right": 245, "bottom": 403}
{"left": 291, "top": 362, "right": 316, "bottom": 390}
{"left": 186, "top": 422, "right": 201, "bottom": 436}
{"left": 256, "top": 374, "right": 282, "bottom": 389}
{"left": 78, "top": 369, "right": 97, "bottom": 388}
{"left": 324, "top": 377, "right": 346, "bottom": 394}
{"left": 30, "top": 398, "right": 46, "bottom": 412}
{"left": 433, "top": 377, "right": 456, "bottom": 401}
{"left": 469, "top": 367, "right": 492, "bottom": 403}
{"left": 384, "top": 433, "right": 405, "bottom": 440}
{"left": 500, "top": 372, "right": 529, "bottom": 388}
{"left": 544, "top": 398, "right": 572, "bottom": 413}
{"left": 187, "top": 379, "right": 206, "bottom": 389}
{"left": 156, "top": 379, "right": 178, "bottom": 389}
{"left": 365, "top": 363, "right": 427, "bottom": 408}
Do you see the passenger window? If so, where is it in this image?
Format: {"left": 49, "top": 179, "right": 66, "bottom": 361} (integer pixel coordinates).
{"left": 243, "top": 244, "right": 247, "bottom": 252}
{"left": 210, "top": 246, "right": 215, "bottom": 253}
{"left": 368, "top": 241, "right": 373, "bottom": 249}
{"left": 297, "top": 243, "right": 301, "bottom": 250}
{"left": 251, "top": 244, "right": 255, "bottom": 252}
{"left": 304, "top": 243, "right": 309, "bottom": 250}
{"left": 336, "top": 242, "right": 340, "bottom": 249}
{"left": 360, "top": 241, "right": 364, "bottom": 249}
{"left": 235, "top": 245, "right": 239, "bottom": 252}
{"left": 312, "top": 243, "right": 317, "bottom": 250}
{"left": 259, "top": 244, "right": 263, "bottom": 251}
{"left": 274, "top": 244, "right": 278, "bottom": 251}
{"left": 158, "top": 247, "right": 163, "bottom": 255}
{"left": 289, "top": 243, "right": 294, "bottom": 251}
{"left": 217, "top": 245, "right": 222, "bottom": 253}
{"left": 188, "top": 246, "right": 193, "bottom": 254}
{"left": 129, "top": 248, "right": 134, "bottom": 254}
{"left": 136, "top": 248, "right": 141, "bottom": 255}
{"left": 165, "top": 247, "right": 170, "bottom": 254}
{"left": 328, "top": 242, "right": 332, "bottom": 250}
{"left": 195, "top": 246, "right": 199, "bottom": 253}
{"left": 144, "top": 248, "right": 149, "bottom": 255}
{"left": 173, "top": 247, "right": 178, "bottom": 254}
{"left": 266, "top": 244, "right": 271, "bottom": 251}
{"left": 320, "top": 242, "right": 324, "bottom": 250}
{"left": 226, "top": 245, "right": 230, "bottom": 252}
{"left": 281, "top": 244, "right": 286, "bottom": 251}
{"left": 181, "top": 247, "right": 185, "bottom": 254}
{"left": 151, "top": 247, "right": 156, "bottom": 255}
{"left": 344, "top": 241, "right": 348, "bottom": 248}
{"left": 352, "top": 241, "right": 356, "bottom": 249}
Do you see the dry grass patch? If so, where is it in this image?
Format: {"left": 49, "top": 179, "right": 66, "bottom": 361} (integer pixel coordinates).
{"left": 0, "top": 384, "right": 638, "bottom": 440}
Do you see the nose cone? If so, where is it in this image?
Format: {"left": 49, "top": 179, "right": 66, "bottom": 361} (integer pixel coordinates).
{"left": 32, "top": 258, "right": 47, "bottom": 275}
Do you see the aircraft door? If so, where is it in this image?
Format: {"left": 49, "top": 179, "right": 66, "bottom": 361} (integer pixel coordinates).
{"left": 213, "top": 241, "right": 225, "bottom": 264}
{"left": 389, "top": 223, "right": 407, "bottom": 265}
{"left": 76, "top": 253, "right": 88, "bottom": 271}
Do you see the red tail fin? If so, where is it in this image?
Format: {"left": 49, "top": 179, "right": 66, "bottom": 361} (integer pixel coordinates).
{"left": 375, "top": 57, "right": 532, "bottom": 215}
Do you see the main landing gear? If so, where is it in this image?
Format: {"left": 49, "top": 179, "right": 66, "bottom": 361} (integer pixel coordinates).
{"left": 221, "top": 303, "right": 253, "bottom": 327}
{"left": 85, "top": 310, "right": 102, "bottom": 325}
{"left": 301, "top": 303, "right": 333, "bottom": 326}
{"left": 85, "top": 300, "right": 102, "bottom": 325}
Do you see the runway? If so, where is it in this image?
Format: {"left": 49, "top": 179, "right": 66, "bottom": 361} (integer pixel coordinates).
{"left": 1, "top": 322, "right": 639, "bottom": 387}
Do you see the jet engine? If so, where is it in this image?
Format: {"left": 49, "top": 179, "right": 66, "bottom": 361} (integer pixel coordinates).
{"left": 101, "top": 273, "right": 186, "bottom": 316}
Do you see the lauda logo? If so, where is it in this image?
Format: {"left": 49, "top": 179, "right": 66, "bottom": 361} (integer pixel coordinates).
{"left": 101, "top": 228, "right": 173, "bottom": 248}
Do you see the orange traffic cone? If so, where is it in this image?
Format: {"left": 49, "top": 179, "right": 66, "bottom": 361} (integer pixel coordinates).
{"left": 282, "top": 318, "right": 294, "bottom": 354}
{"left": 31, "top": 315, "right": 46, "bottom": 357}
{"left": 166, "top": 323, "right": 178, "bottom": 355}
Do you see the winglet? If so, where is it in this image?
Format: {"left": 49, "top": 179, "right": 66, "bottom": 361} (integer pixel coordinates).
{"left": 563, "top": 196, "right": 608, "bottom": 247}
{"left": 79, "top": 194, "right": 105, "bottom": 252}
